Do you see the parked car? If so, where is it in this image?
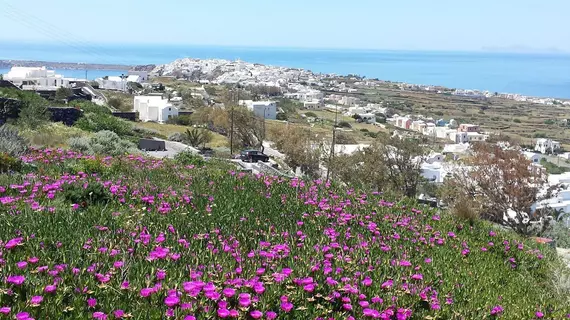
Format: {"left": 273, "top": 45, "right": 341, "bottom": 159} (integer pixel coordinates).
{"left": 240, "top": 150, "right": 269, "bottom": 163}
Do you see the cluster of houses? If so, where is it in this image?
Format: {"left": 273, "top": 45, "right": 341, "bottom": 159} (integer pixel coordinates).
{"left": 389, "top": 114, "right": 489, "bottom": 143}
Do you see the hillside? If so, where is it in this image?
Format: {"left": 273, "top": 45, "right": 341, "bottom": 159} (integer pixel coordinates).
{"left": 0, "top": 149, "right": 568, "bottom": 319}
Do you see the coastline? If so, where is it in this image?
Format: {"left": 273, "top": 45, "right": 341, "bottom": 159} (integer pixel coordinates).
{"left": 1, "top": 57, "right": 569, "bottom": 104}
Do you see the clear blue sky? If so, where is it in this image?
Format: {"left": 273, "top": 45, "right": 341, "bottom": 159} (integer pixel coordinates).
{"left": 1, "top": 0, "right": 569, "bottom": 52}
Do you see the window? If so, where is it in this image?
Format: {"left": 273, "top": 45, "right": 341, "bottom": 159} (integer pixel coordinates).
{"left": 168, "top": 108, "right": 171, "bottom": 111}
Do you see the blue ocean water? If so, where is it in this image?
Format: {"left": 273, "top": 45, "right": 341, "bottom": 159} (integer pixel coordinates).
{"left": 1, "top": 41, "right": 569, "bottom": 99}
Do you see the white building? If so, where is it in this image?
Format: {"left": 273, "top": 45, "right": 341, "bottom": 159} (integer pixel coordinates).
{"left": 134, "top": 95, "right": 179, "bottom": 123}
{"left": 4, "top": 66, "right": 73, "bottom": 90}
{"left": 466, "top": 132, "right": 489, "bottom": 142}
{"left": 522, "top": 151, "right": 544, "bottom": 164}
{"left": 96, "top": 74, "right": 143, "bottom": 91}
{"left": 128, "top": 70, "right": 150, "bottom": 82}
{"left": 357, "top": 113, "right": 376, "bottom": 124}
{"left": 303, "top": 100, "right": 324, "bottom": 110}
{"left": 449, "top": 131, "right": 469, "bottom": 144}
{"left": 339, "top": 96, "right": 360, "bottom": 106}
{"left": 535, "top": 139, "right": 561, "bottom": 154}
{"left": 239, "top": 100, "right": 277, "bottom": 120}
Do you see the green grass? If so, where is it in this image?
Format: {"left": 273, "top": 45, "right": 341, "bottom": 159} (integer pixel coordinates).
{"left": 0, "top": 150, "right": 568, "bottom": 319}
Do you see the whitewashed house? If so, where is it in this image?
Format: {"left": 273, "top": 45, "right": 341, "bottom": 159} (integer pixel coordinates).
{"left": 4, "top": 66, "right": 73, "bottom": 90}
{"left": 449, "top": 131, "right": 469, "bottom": 144}
{"left": 134, "top": 95, "right": 179, "bottom": 123}
{"left": 128, "top": 70, "right": 150, "bottom": 82}
{"left": 357, "top": 113, "right": 376, "bottom": 124}
{"left": 239, "top": 100, "right": 277, "bottom": 120}
{"left": 303, "top": 100, "right": 324, "bottom": 110}
{"left": 535, "top": 139, "right": 561, "bottom": 154}
{"left": 522, "top": 151, "right": 544, "bottom": 164}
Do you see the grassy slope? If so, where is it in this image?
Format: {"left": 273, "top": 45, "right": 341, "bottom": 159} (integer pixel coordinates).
{"left": 135, "top": 122, "right": 228, "bottom": 148}
{"left": 0, "top": 151, "right": 568, "bottom": 319}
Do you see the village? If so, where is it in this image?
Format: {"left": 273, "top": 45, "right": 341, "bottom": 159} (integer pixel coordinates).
{"left": 2, "top": 60, "right": 570, "bottom": 228}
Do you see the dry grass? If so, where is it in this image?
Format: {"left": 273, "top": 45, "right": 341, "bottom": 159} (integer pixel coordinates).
{"left": 135, "top": 122, "right": 228, "bottom": 148}
{"left": 21, "top": 123, "right": 90, "bottom": 148}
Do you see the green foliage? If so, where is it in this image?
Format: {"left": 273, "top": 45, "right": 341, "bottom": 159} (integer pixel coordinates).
{"left": 337, "top": 120, "right": 352, "bottom": 128}
{"left": 0, "top": 125, "right": 28, "bottom": 157}
{"left": 540, "top": 158, "right": 569, "bottom": 174}
{"left": 5, "top": 90, "right": 52, "bottom": 129}
{"left": 68, "top": 130, "right": 139, "bottom": 156}
{"left": 276, "top": 112, "right": 288, "bottom": 121}
{"left": 74, "top": 112, "right": 133, "bottom": 137}
{"left": 0, "top": 96, "right": 21, "bottom": 122}
{"left": 174, "top": 150, "right": 206, "bottom": 166}
{"left": 0, "top": 152, "right": 22, "bottom": 173}
{"left": 304, "top": 111, "right": 318, "bottom": 118}
{"left": 544, "top": 119, "right": 556, "bottom": 125}
{"left": 72, "top": 101, "right": 111, "bottom": 115}
{"left": 543, "top": 220, "right": 570, "bottom": 248}
{"left": 534, "top": 132, "right": 547, "bottom": 138}
{"left": 166, "top": 115, "right": 193, "bottom": 126}
{"left": 335, "top": 131, "right": 357, "bottom": 144}
{"left": 184, "top": 128, "right": 213, "bottom": 147}
{"left": 513, "top": 118, "right": 521, "bottom": 123}
{"left": 55, "top": 87, "right": 73, "bottom": 101}
{"left": 62, "top": 181, "right": 110, "bottom": 207}
{"left": 107, "top": 97, "right": 123, "bottom": 109}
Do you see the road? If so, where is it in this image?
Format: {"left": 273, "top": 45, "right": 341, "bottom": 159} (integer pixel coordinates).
{"left": 145, "top": 139, "right": 200, "bottom": 159}
{"left": 543, "top": 154, "right": 570, "bottom": 168}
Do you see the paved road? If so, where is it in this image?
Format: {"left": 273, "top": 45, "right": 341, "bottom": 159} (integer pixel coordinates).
{"left": 145, "top": 139, "right": 200, "bottom": 159}
{"left": 543, "top": 155, "right": 570, "bottom": 168}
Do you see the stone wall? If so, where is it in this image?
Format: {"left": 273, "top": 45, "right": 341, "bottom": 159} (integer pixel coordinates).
{"left": 47, "top": 107, "right": 83, "bottom": 126}
{"left": 112, "top": 112, "right": 138, "bottom": 122}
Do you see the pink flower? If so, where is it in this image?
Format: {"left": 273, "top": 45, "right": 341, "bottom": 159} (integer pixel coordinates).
{"left": 16, "top": 261, "right": 27, "bottom": 269}
{"left": 113, "top": 261, "right": 124, "bottom": 268}
{"left": 6, "top": 275, "right": 25, "bottom": 286}
{"left": 93, "top": 311, "right": 107, "bottom": 319}
{"left": 87, "top": 298, "right": 97, "bottom": 308}
{"left": 44, "top": 284, "right": 57, "bottom": 293}
{"left": 30, "top": 295, "right": 43, "bottom": 306}
{"left": 184, "top": 316, "right": 196, "bottom": 320}
{"left": 0, "top": 307, "right": 10, "bottom": 315}
{"left": 362, "top": 277, "right": 372, "bottom": 286}
{"left": 490, "top": 305, "right": 504, "bottom": 315}
{"left": 266, "top": 311, "right": 277, "bottom": 320}
{"left": 5, "top": 237, "right": 23, "bottom": 249}
{"left": 120, "top": 281, "right": 130, "bottom": 289}
{"left": 536, "top": 311, "right": 544, "bottom": 318}
{"left": 381, "top": 279, "right": 393, "bottom": 289}
{"left": 113, "top": 310, "right": 125, "bottom": 318}
{"left": 164, "top": 296, "right": 180, "bottom": 307}
{"left": 140, "top": 288, "right": 153, "bottom": 297}
{"left": 281, "top": 301, "right": 294, "bottom": 312}
{"left": 250, "top": 310, "right": 263, "bottom": 319}
{"left": 217, "top": 308, "right": 230, "bottom": 318}
{"left": 411, "top": 274, "right": 423, "bottom": 280}
{"left": 222, "top": 288, "right": 236, "bottom": 297}
{"left": 16, "top": 312, "right": 31, "bottom": 320}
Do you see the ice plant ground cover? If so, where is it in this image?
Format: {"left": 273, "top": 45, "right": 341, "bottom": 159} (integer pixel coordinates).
{"left": 0, "top": 149, "right": 569, "bottom": 319}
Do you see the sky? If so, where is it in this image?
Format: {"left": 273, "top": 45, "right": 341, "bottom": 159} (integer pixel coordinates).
{"left": 1, "top": 0, "right": 569, "bottom": 52}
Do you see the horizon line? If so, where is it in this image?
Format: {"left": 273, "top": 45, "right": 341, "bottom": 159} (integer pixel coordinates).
{"left": 1, "top": 39, "right": 569, "bottom": 56}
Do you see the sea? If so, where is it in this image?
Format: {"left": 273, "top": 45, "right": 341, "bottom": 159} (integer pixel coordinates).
{"left": 1, "top": 41, "right": 569, "bottom": 99}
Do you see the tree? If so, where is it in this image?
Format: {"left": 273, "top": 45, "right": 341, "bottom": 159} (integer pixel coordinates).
{"left": 329, "top": 135, "right": 427, "bottom": 197}
{"left": 55, "top": 87, "right": 73, "bottom": 101}
{"left": 269, "top": 125, "right": 324, "bottom": 179}
{"left": 107, "top": 97, "right": 123, "bottom": 110}
{"left": 184, "top": 128, "right": 213, "bottom": 148}
{"left": 442, "top": 142, "right": 551, "bottom": 235}
{"left": 15, "top": 91, "right": 51, "bottom": 130}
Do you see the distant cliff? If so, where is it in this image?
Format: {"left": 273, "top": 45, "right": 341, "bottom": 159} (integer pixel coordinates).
{"left": 0, "top": 60, "right": 156, "bottom": 72}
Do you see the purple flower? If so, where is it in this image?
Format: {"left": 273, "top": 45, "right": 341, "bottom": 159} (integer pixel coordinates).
{"left": 281, "top": 301, "right": 294, "bottom": 312}
{"left": 222, "top": 287, "right": 236, "bottom": 297}
{"left": 536, "top": 311, "right": 544, "bottom": 318}
{"left": 140, "top": 288, "right": 153, "bottom": 297}
{"left": 0, "top": 307, "right": 10, "bottom": 315}
{"left": 164, "top": 296, "right": 180, "bottom": 307}
{"left": 266, "top": 311, "right": 277, "bottom": 320}
{"left": 44, "top": 284, "right": 57, "bottom": 293}
{"left": 16, "top": 261, "right": 27, "bottom": 269}
{"left": 5, "top": 237, "right": 23, "bottom": 249}
{"left": 16, "top": 312, "right": 31, "bottom": 320}
{"left": 87, "top": 298, "right": 97, "bottom": 308}
{"left": 184, "top": 316, "right": 196, "bottom": 320}
{"left": 6, "top": 275, "right": 26, "bottom": 286}
{"left": 411, "top": 274, "right": 423, "bottom": 280}
{"left": 250, "top": 310, "right": 263, "bottom": 319}
{"left": 93, "top": 311, "right": 107, "bottom": 319}
{"left": 490, "top": 305, "right": 504, "bottom": 315}
{"left": 217, "top": 308, "right": 230, "bottom": 318}
{"left": 113, "top": 310, "right": 125, "bottom": 318}
{"left": 30, "top": 296, "right": 43, "bottom": 306}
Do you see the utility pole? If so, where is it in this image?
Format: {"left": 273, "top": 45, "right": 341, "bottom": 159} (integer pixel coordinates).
{"left": 230, "top": 87, "right": 236, "bottom": 157}
{"left": 326, "top": 104, "right": 339, "bottom": 181}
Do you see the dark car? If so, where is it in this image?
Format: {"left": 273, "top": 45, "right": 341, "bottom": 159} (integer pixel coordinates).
{"left": 240, "top": 150, "right": 269, "bottom": 163}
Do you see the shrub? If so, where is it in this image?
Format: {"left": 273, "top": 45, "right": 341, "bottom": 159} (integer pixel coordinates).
{"left": 513, "top": 118, "right": 521, "bottom": 123}
{"left": 174, "top": 150, "right": 205, "bottom": 166}
{"left": 166, "top": 115, "right": 193, "bottom": 126}
{"left": 335, "top": 131, "right": 357, "bottom": 144}
{"left": 304, "top": 112, "right": 318, "bottom": 118}
{"left": 544, "top": 119, "right": 556, "bottom": 125}
{"left": 62, "top": 182, "right": 110, "bottom": 207}
{"left": 0, "top": 125, "right": 28, "bottom": 157}
{"left": 69, "top": 130, "right": 139, "bottom": 156}
{"left": 276, "top": 112, "right": 287, "bottom": 121}
{"left": 75, "top": 112, "right": 133, "bottom": 137}
{"left": 107, "top": 97, "right": 123, "bottom": 109}
{"left": 337, "top": 121, "right": 352, "bottom": 128}
{"left": 168, "top": 132, "right": 185, "bottom": 142}
{"left": 0, "top": 152, "right": 22, "bottom": 173}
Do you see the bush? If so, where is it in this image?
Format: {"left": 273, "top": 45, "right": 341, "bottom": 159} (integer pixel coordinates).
{"left": 62, "top": 182, "right": 110, "bottom": 207}
{"left": 337, "top": 121, "right": 352, "bottom": 128}
{"left": 168, "top": 132, "right": 185, "bottom": 142}
{"left": 304, "top": 112, "right": 318, "bottom": 118}
{"left": 513, "top": 118, "right": 521, "bottom": 123}
{"left": 543, "top": 220, "right": 570, "bottom": 248}
{"left": 276, "top": 112, "right": 287, "bottom": 121}
{"left": 166, "top": 115, "right": 193, "bottom": 126}
{"left": 335, "top": 131, "right": 357, "bottom": 144}
{"left": 69, "top": 130, "right": 139, "bottom": 156}
{"left": 107, "top": 97, "right": 123, "bottom": 109}
{"left": 0, "top": 125, "right": 28, "bottom": 157}
{"left": 174, "top": 150, "right": 205, "bottom": 167}
{"left": 544, "top": 119, "right": 556, "bottom": 125}
{"left": 75, "top": 112, "right": 133, "bottom": 137}
{"left": 0, "top": 152, "right": 22, "bottom": 173}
